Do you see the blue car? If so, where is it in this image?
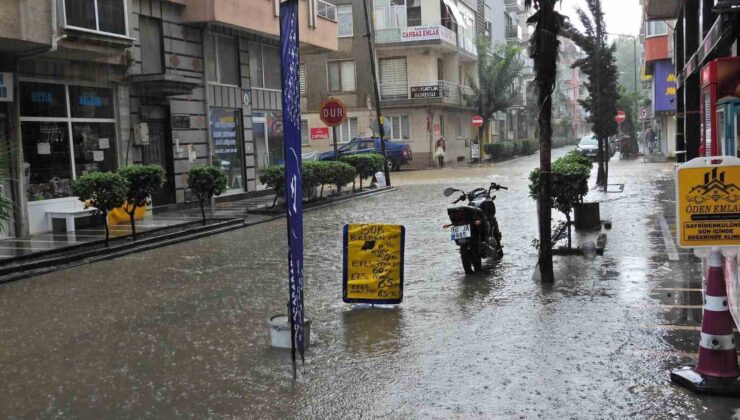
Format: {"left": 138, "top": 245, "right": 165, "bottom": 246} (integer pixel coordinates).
{"left": 319, "top": 137, "right": 413, "bottom": 171}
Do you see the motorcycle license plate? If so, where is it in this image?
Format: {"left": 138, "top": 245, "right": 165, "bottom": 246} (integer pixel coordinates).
{"left": 451, "top": 225, "right": 471, "bottom": 240}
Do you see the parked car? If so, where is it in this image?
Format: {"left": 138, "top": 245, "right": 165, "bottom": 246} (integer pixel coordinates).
{"left": 319, "top": 137, "right": 412, "bottom": 171}
{"left": 576, "top": 134, "right": 612, "bottom": 160}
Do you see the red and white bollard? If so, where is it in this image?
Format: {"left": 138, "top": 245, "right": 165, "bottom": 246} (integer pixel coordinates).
{"left": 671, "top": 247, "right": 740, "bottom": 396}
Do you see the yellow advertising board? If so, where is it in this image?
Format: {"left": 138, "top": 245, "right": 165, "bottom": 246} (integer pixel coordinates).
{"left": 676, "top": 157, "right": 740, "bottom": 248}
{"left": 343, "top": 224, "right": 405, "bottom": 304}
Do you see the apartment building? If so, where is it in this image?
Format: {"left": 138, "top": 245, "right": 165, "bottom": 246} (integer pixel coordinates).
{"left": 640, "top": 13, "right": 677, "bottom": 157}
{"left": 554, "top": 37, "right": 588, "bottom": 139}
{"left": 301, "top": 0, "right": 485, "bottom": 167}
{"left": 0, "top": 0, "right": 337, "bottom": 237}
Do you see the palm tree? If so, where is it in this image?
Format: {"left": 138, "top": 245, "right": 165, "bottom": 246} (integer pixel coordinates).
{"left": 561, "top": 0, "right": 619, "bottom": 188}
{"left": 525, "top": 0, "right": 565, "bottom": 283}
{"left": 466, "top": 38, "right": 524, "bottom": 144}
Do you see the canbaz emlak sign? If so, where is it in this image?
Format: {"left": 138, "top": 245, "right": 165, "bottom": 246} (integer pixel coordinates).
{"left": 0, "top": 73, "right": 13, "bottom": 102}
{"left": 400, "top": 25, "right": 455, "bottom": 44}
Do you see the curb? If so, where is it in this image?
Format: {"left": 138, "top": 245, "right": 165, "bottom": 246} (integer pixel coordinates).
{"left": 0, "top": 186, "right": 398, "bottom": 284}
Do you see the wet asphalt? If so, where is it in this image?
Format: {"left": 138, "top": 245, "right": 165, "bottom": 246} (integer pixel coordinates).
{"left": 0, "top": 148, "right": 736, "bottom": 419}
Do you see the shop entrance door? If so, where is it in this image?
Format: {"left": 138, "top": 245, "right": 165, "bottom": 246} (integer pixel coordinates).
{"left": 141, "top": 107, "right": 176, "bottom": 206}
{"left": 253, "top": 112, "right": 284, "bottom": 190}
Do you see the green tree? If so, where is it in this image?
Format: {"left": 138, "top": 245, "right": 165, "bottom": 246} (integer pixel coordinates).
{"left": 525, "top": 0, "right": 566, "bottom": 283}
{"left": 466, "top": 38, "right": 524, "bottom": 143}
{"left": 73, "top": 172, "right": 128, "bottom": 247}
{"left": 258, "top": 165, "right": 286, "bottom": 207}
{"left": 118, "top": 164, "right": 165, "bottom": 240}
{"left": 613, "top": 36, "right": 642, "bottom": 93}
{"left": 187, "top": 166, "right": 228, "bottom": 225}
{"left": 561, "top": 0, "right": 620, "bottom": 188}
{"left": 340, "top": 154, "right": 384, "bottom": 191}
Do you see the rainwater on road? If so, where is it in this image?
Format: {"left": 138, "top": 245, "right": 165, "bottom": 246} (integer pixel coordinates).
{"left": 0, "top": 149, "right": 736, "bottom": 419}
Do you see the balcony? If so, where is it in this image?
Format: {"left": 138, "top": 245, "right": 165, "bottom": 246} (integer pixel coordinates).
{"left": 505, "top": 25, "right": 522, "bottom": 41}
{"left": 378, "top": 80, "right": 475, "bottom": 109}
{"left": 0, "top": 1, "right": 52, "bottom": 52}
{"left": 644, "top": 0, "right": 680, "bottom": 20}
{"left": 505, "top": 0, "right": 524, "bottom": 13}
{"left": 180, "top": 0, "right": 337, "bottom": 52}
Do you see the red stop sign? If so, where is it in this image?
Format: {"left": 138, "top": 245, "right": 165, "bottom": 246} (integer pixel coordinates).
{"left": 472, "top": 115, "right": 484, "bottom": 127}
{"left": 320, "top": 98, "right": 347, "bottom": 127}
{"left": 614, "top": 111, "right": 626, "bottom": 123}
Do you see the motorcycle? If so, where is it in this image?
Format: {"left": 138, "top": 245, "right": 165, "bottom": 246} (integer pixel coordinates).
{"left": 443, "top": 183, "right": 507, "bottom": 274}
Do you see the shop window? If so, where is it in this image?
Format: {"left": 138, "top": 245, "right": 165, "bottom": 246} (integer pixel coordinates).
{"left": 339, "top": 117, "right": 359, "bottom": 142}
{"left": 337, "top": 5, "right": 353, "bottom": 37}
{"left": 210, "top": 109, "right": 244, "bottom": 192}
{"left": 19, "top": 82, "right": 67, "bottom": 118}
{"left": 646, "top": 20, "right": 668, "bottom": 37}
{"left": 407, "top": 0, "right": 421, "bottom": 26}
{"left": 69, "top": 86, "right": 114, "bottom": 119}
{"left": 249, "top": 44, "right": 281, "bottom": 90}
{"left": 72, "top": 123, "right": 118, "bottom": 176}
{"left": 388, "top": 115, "right": 410, "bottom": 141}
{"left": 19, "top": 82, "right": 118, "bottom": 202}
{"left": 64, "top": 0, "right": 126, "bottom": 35}
{"left": 22, "top": 122, "right": 73, "bottom": 201}
{"left": 140, "top": 16, "right": 163, "bottom": 74}
{"left": 328, "top": 60, "right": 356, "bottom": 93}
{"left": 206, "top": 34, "right": 240, "bottom": 86}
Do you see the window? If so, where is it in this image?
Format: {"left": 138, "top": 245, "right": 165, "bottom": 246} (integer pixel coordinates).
{"left": 140, "top": 16, "right": 163, "bottom": 74}
{"left": 301, "top": 120, "right": 309, "bottom": 145}
{"left": 407, "top": 0, "right": 421, "bottom": 26}
{"left": 374, "top": 0, "right": 407, "bottom": 30}
{"left": 337, "top": 5, "right": 353, "bottom": 37}
{"left": 210, "top": 109, "right": 243, "bottom": 192}
{"left": 388, "top": 115, "right": 410, "bottom": 141}
{"left": 64, "top": 0, "right": 126, "bottom": 35}
{"left": 19, "top": 82, "right": 118, "bottom": 201}
{"left": 647, "top": 20, "right": 668, "bottom": 37}
{"left": 328, "top": 60, "right": 356, "bottom": 93}
{"left": 300, "top": 64, "right": 307, "bottom": 96}
{"left": 206, "top": 34, "right": 239, "bottom": 86}
{"left": 379, "top": 57, "right": 407, "bottom": 99}
{"left": 249, "top": 43, "right": 281, "bottom": 90}
{"left": 339, "top": 117, "right": 359, "bottom": 142}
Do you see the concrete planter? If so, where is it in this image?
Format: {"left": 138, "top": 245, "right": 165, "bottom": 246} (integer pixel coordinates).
{"left": 574, "top": 202, "right": 601, "bottom": 231}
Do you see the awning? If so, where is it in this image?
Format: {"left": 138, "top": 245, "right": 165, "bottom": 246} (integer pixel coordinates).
{"left": 442, "top": 0, "right": 465, "bottom": 28}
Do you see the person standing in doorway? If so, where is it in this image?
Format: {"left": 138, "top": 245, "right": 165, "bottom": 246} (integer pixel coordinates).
{"left": 434, "top": 137, "right": 446, "bottom": 168}
{"left": 645, "top": 127, "right": 656, "bottom": 153}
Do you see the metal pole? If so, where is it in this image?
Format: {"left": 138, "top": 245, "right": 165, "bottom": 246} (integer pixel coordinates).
{"left": 362, "top": 0, "right": 391, "bottom": 186}
{"left": 332, "top": 126, "right": 338, "bottom": 158}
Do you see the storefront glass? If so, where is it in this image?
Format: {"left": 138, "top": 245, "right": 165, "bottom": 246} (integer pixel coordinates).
{"left": 209, "top": 108, "right": 244, "bottom": 193}
{"left": 19, "top": 81, "right": 118, "bottom": 202}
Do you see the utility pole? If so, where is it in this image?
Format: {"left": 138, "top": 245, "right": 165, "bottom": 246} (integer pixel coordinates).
{"left": 362, "top": 0, "right": 391, "bottom": 186}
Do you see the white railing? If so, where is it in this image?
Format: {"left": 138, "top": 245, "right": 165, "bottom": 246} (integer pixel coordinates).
{"left": 379, "top": 80, "right": 474, "bottom": 105}
{"left": 317, "top": 0, "right": 337, "bottom": 22}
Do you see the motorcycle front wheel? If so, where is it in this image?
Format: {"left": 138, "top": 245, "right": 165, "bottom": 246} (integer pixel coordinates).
{"left": 461, "top": 247, "right": 482, "bottom": 274}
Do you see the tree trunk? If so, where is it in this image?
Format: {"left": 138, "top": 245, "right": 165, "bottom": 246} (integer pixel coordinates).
{"left": 320, "top": 184, "right": 324, "bottom": 199}
{"left": 272, "top": 191, "right": 279, "bottom": 208}
{"left": 127, "top": 207, "right": 137, "bottom": 240}
{"left": 596, "top": 137, "right": 606, "bottom": 189}
{"left": 199, "top": 199, "right": 207, "bottom": 225}
{"left": 359, "top": 177, "right": 363, "bottom": 191}
{"left": 566, "top": 212, "right": 572, "bottom": 249}
{"left": 103, "top": 211, "right": 110, "bottom": 247}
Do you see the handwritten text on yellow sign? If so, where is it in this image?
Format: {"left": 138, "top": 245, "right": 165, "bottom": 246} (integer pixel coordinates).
{"left": 344, "top": 224, "right": 404, "bottom": 302}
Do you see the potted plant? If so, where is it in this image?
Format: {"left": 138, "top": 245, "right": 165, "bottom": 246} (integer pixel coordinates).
{"left": 118, "top": 164, "right": 165, "bottom": 240}
{"left": 187, "top": 165, "right": 228, "bottom": 225}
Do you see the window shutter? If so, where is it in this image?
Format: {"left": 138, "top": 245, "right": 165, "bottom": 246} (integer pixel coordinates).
{"left": 300, "top": 64, "right": 307, "bottom": 96}
{"left": 401, "top": 115, "right": 410, "bottom": 140}
{"left": 379, "top": 58, "right": 407, "bottom": 99}
{"left": 340, "top": 61, "right": 356, "bottom": 92}
{"left": 301, "top": 120, "right": 309, "bottom": 144}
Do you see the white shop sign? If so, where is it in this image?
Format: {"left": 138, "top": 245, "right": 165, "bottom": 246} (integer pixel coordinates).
{"left": 0, "top": 73, "right": 13, "bottom": 102}
{"left": 400, "top": 25, "right": 455, "bottom": 45}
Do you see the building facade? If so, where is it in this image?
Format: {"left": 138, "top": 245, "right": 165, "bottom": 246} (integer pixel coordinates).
{"left": 644, "top": 0, "right": 740, "bottom": 161}
{"left": 0, "top": 0, "right": 337, "bottom": 237}
{"left": 301, "top": 0, "right": 485, "bottom": 168}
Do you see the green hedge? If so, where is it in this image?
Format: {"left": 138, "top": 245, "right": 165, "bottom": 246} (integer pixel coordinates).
{"left": 339, "top": 154, "right": 384, "bottom": 191}
{"left": 258, "top": 160, "right": 359, "bottom": 206}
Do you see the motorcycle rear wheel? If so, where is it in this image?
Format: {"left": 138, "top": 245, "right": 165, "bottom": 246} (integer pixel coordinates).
{"left": 461, "top": 248, "right": 482, "bottom": 274}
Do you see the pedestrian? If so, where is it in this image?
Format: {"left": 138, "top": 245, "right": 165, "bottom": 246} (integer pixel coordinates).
{"left": 434, "top": 137, "right": 446, "bottom": 168}
{"left": 646, "top": 127, "right": 656, "bottom": 153}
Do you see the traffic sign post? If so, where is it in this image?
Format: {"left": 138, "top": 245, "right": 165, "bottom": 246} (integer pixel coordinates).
{"left": 320, "top": 97, "right": 347, "bottom": 159}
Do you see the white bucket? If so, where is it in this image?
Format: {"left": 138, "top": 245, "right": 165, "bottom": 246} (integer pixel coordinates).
{"left": 268, "top": 315, "right": 311, "bottom": 349}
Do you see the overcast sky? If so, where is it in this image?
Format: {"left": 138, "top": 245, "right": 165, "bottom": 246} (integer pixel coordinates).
{"left": 557, "top": 0, "right": 643, "bottom": 38}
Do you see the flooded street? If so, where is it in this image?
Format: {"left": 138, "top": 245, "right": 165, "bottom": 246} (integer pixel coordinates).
{"left": 1, "top": 149, "right": 737, "bottom": 418}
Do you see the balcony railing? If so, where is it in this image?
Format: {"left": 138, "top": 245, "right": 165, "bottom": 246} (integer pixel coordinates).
{"left": 505, "top": 25, "right": 521, "bottom": 40}
{"left": 505, "top": 0, "right": 523, "bottom": 12}
{"left": 379, "top": 80, "right": 474, "bottom": 106}
{"left": 318, "top": 0, "right": 337, "bottom": 21}
{"left": 375, "top": 23, "right": 457, "bottom": 47}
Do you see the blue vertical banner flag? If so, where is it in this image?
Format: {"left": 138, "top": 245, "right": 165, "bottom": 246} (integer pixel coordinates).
{"left": 279, "top": 0, "right": 305, "bottom": 365}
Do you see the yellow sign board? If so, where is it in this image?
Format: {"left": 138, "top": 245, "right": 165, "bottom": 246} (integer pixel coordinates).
{"left": 677, "top": 158, "right": 740, "bottom": 248}
{"left": 343, "top": 224, "right": 405, "bottom": 304}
